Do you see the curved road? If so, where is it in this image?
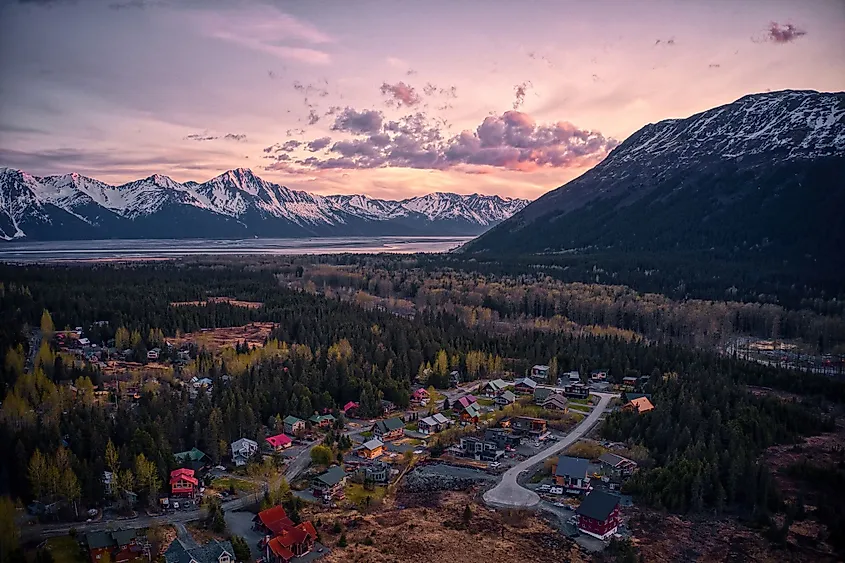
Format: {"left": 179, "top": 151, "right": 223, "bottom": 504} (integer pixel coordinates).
{"left": 482, "top": 392, "right": 615, "bottom": 510}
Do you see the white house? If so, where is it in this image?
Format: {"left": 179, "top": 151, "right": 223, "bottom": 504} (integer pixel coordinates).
{"left": 230, "top": 438, "right": 259, "bottom": 467}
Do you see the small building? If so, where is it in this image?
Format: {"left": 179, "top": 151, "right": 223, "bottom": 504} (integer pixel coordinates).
{"left": 511, "top": 416, "right": 547, "bottom": 435}
{"left": 173, "top": 447, "right": 208, "bottom": 472}
{"left": 355, "top": 460, "right": 389, "bottom": 484}
{"left": 86, "top": 529, "right": 148, "bottom": 563}
{"left": 455, "top": 394, "right": 478, "bottom": 409}
{"left": 531, "top": 365, "right": 550, "bottom": 380}
{"left": 449, "top": 370, "right": 462, "bottom": 386}
{"left": 381, "top": 400, "right": 396, "bottom": 414}
{"left": 563, "top": 383, "right": 590, "bottom": 400}
{"left": 283, "top": 415, "right": 306, "bottom": 435}
{"left": 459, "top": 436, "right": 502, "bottom": 461}
{"left": 312, "top": 466, "right": 347, "bottom": 501}
{"left": 590, "top": 369, "right": 608, "bottom": 381}
{"left": 169, "top": 468, "right": 198, "bottom": 498}
{"left": 576, "top": 490, "right": 621, "bottom": 540}
{"left": 372, "top": 417, "right": 405, "bottom": 441}
{"left": 460, "top": 402, "right": 481, "bottom": 424}
{"left": 622, "top": 392, "right": 652, "bottom": 404}
{"left": 482, "top": 379, "right": 509, "bottom": 397}
{"left": 598, "top": 452, "right": 638, "bottom": 477}
{"left": 513, "top": 377, "right": 538, "bottom": 394}
{"left": 542, "top": 394, "right": 569, "bottom": 412}
{"left": 623, "top": 397, "right": 654, "bottom": 414}
{"left": 553, "top": 456, "right": 591, "bottom": 493}
{"left": 418, "top": 413, "right": 451, "bottom": 434}
{"left": 484, "top": 428, "right": 521, "bottom": 449}
{"left": 534, "top": 386, "right": 554, "bottom": 404}
{"left": 358, "top": 438, "right": 385, "bottom": 460}
{"left": 265, "top": 521, "right": 318, "bottom": 563}
{"left": 495, "top": 390, "right": 517, "bottom": 406}
{"left": 342, "top": 401, "right": 359, "bottom": 416}
{"left": 309, "top": 413, "right": 336, "bottom": 428}
{"left": 410, "top": 388, "right": 430, "bottom": 405}
{"left": 165, "top": 538, "right": 234, "bottom": 563}
{"left": 621, "top": 376, "right": 639, "bottom": 388}
{"left": 564, "top": 370, "right": 581, "bottom": 383}
{"left": 230, "top": 438, "right": 259, "bottom": 467}
{"left": 266, "top": 433, "right": 293, "bottom": 451}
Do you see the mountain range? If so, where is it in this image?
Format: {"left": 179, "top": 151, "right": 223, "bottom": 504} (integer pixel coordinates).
{"left": 0, "top": 168, "right": 529, "bottom": 241}
{"left": 463, "top": 89, "right": 845, "bottom": 269}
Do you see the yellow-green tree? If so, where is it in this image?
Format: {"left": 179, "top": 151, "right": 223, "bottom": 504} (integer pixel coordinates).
{"left": 40, "top": 309, "right": 54, "bottom": 336}
{"left": 434, "top": 350, "right": 449, "bottom": 376}
{"left": 3, "top": 345, "right": 25, "bottom": 380}
{"left": 0, "top": 496, "right": 20, "bottom": 562}
{"left": 115, "top": 327, "right": 130, "bottom": 350}
{"left": 27, "top": 449, "right": 48, "bottom": 501}
{"left": 135, "top": 453, "right": 161, "bottom": 506}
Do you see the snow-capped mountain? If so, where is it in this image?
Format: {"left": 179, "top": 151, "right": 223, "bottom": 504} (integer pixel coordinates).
{"left": 464, "top": 89, "right": 845, "bottom": 262}
{"left": 0, "top": 167, "right": 529, "bottom": 240}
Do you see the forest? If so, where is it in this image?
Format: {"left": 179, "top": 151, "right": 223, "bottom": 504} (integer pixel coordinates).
{"left": 0, "top": 260, "right": 843, "bottom": 554}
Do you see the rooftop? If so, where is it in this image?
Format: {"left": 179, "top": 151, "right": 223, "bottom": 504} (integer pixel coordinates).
{"left": 576, "top": 490, "right": 620, "bottom": 521}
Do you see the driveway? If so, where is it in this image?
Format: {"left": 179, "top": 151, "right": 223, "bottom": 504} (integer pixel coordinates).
{"left": 482, "top": 392, "right": 615, "bottom": 510}
{"left": 224, "top": 510, "right": 262, "bottom": 560}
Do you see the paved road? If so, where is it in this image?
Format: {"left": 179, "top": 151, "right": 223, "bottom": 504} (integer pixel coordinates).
{"left": 482, "top": 392, "right": 615, "bottom": 510}
{"left": 21, "top": 440, "right": 320, "bottom": 541}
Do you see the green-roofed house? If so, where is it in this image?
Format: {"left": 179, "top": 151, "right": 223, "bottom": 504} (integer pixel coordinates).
{"left": 308, "top": 413, "right": 336, "bottom": 428}
{"left": 311, "top": 465, "right": 347, "bottom": 500}
{"left": 283, "top": 415, "right": 306, "bottom": 435}
{"left": 173, "top": 447, "right": 208, "bottom": 472}
{"left": 371, "top": 417, "right": 405, "bottom": 441}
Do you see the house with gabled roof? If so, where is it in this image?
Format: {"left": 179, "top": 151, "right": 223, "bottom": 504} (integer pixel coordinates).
{"left": 85, "top": 529, "right": 148, "bottom": 563}
{"left": 623, "top": 397, "right": 654, "bottom": 414}
{"left": 482, "top": 379, "right": 509, "bottom": 397}
{"left": 283, "top": 415, "right": 305, "bottom": 435}
{"left": 357, "top": 438, "right": 384, "bottom": 460}
{"left": 266, "top": 433, "right": 292, "bottom": 451}
{"left": 495, "top": 390, "right": 517, "bottom": 406}
{"left": 410, "top": 388, "right": 430, "bottom": 405}
{"left": 531, "top": 365, "right": 550, "bottom": 380}
{"left": 342, "top": 401, "right": 359, "bottom": 416}
{"left": 598, "top": 452, "right": 638, "bottom": 477}
{"left": 460, "top": 402, "right": 481, "bottom": 424}
{"left": 165, "top": 539, "right": 234, "bottom": 563}
{"left": 576, "top": 490, "right": 621, "bottom": 539}
{"left": 173, "top": 447, "right": 207, "bottom": 472}
{"left": 230, "top": 438, "right": 258, "bottom": 467}
{"left": 371, "top": 417, "right": 404, "bottom": 441}
{"left": 418, "top": 412, "right": 451, "bottom": 434}
{"left": 456, "top": 394, "right": 478, "bottom": 409}
{"left": 170, "top": 468, "right": 198, "bottom": 497}
{"left": 309, "top": 413, "right": 336, "bottom": 428}
{"left": 553, "top": 456, "right": 591, "bottom": 493}
{"left": 513, "top": 377, "right": 538, "bottom": 394}
{"left": 542, "top": 393, "right": 569, "bottom": 412}
{"left": 312, "top": 466, "right": 347, "bottom": 501}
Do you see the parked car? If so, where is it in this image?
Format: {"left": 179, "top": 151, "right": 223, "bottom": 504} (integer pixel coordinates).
{"left": 538, "top": 484, "right": 551, "bottom": 492}
{"left": 489, "top": 462, "right": 501, "bottom": 469}
{"left": 549, "top": 487, "right": 564, "bottom": 495}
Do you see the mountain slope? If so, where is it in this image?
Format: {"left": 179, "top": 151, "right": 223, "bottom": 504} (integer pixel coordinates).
{"left": 462, "top": 90, "right": 845, "bottom": 267}
{"left": 0, "top": 168, "right": 529, "bottom": 240}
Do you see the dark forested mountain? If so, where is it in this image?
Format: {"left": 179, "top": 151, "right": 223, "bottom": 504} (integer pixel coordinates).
{"left": 463, "top": 90, "right": 845, "bottom": 272}
{"left": 0, "top": 167, "right": 528, "bottom": 240}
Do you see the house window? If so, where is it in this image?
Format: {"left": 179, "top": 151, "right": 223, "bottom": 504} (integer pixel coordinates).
{"left": 219, "top": 555, "right": 230, "bottom": 563}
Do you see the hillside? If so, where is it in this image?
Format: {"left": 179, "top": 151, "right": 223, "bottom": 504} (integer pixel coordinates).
{"left": 462, "top": 90, "right": 845, "bottom": 272}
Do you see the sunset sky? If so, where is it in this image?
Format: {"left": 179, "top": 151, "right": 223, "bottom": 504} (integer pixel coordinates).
{"left": 1, "top": 0, "right": 843, "bottom": 200}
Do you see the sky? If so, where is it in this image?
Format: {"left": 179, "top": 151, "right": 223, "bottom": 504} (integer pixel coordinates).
{"left": 0, "top": 0, "right": 843, "bottom": 200}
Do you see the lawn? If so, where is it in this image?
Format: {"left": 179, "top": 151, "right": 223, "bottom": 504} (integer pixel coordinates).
{"left": 568, "top": 397, "right": 590, "bottom": 405}
{"left": 345, "top": 482, "right": 388, "bottom": 508}
{"left": 477, "top": 398, "right": 495, "bottom": 407}
{"left": 45, "top": 536, "right": 85, "bottom": 563}
{"left": 569, "top": 404, "right": 591, "bottom": 413}
{"left": 211, "top": 476, "right": 258, "bottom": 493}
{"left": 361, "top": 431, "right": 373, "bottom": 438}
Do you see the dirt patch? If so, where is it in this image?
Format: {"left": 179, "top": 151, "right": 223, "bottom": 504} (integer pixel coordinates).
{"left": 100, "top": 360, "right": 173, "bottom": 377}
{"left": 764, "top": 429, "right": 845, "bottom": 499}
{"left": 170, "top": 322, "right": 275, "bottom": 352}
{"left": 170, "top": 297, "right": 264, "bottom": 309}
{"left": 631, "top": 507, "right": 839, "bottom": 562}
{"left": 309, "top": 491, "right": 589, "bottom": 563}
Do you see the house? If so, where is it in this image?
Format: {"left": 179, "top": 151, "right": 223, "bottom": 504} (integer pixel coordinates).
{"left": 417, "top": 413, "right": 451, "bottom": 434}
{"left": 622, "top": 376, "right": 639, "bottom": 388}
{"left": 381, "top": 400, "right": 396, "bottom": 414}
{"left": 513, "top": 377, "right": 538, "bottom": 394}
{"left": 266, "top": 433, "right": 293, "bottom": 451}
{"left": 410, "top": 388, "right": 430, "bottom": 405}
{"left": 230, "top": 438, "right": 259, "bottom": 467}
{"left": 541, "top": 394, "right": 569, "bottom": 412}
{"left": 534, "top": 386, "right": 554, "bottom": 404}
{"left": 308, "top": 413, "right": 336, "bottom": 428}
{"left": 169, "top": 468, "right": 198, "bottom": 497}
{"left": 622, "top": 392, "right": 652, "bottom": 404}
{"left": 86, "top": 529, "right": 148, "bottom": 563}
{"left": 598, "top": 452, "right": 638, "bottom": 477}
{"left": 482, "top": 379, "right": 509, "bottom": 397}
{"left": 459, "top": 436, "right": 502, "bottom": 461}
{"left": 173, "top": 448, "right": 207, "bottom": 472}
{"left": 103, "top": 471, "right": 114, "bottom": 496}
{"left": 372, "top": 417, "right": 405, "bottom": 441}
{"left": 265, "top": 520, "right": 318, "bottom": 563}
{"left": 460, "top": 402, "right": 481, "bottom": 424}
{"left": 312, "top": 466, "right": 347, "bottom": 501}
{"left": 283, "top": 415, "right": 306, "bottom": 435}
{"left": 495, "top": 390, "right": 517, "bottom": 406}
{"left": 254, "top": 505, "right": 295, "bottom": 535}
{"left": 354, "top": 460, "right": 389, "bottom": 484}
{"left": 511, "top": 416, "right": 547, "bottom": 435}
{"left": 449, "top": 370, "right": 462, "bottom": 386}
{"left": 357, "top": 438, "right": 385, "bottom": 460}
{"left": 576, "top": 490, "right": 621, "bottom": 540}
{"left": 456, "top": 394, "right": 478, "bottom": 409}
{"left": 564, "top": 370, "right": 581, "bottom": 383}
{"left": 531, "top": 365, "right": 550, "bottom": 380}
{"left": 342, "top": 401, "right": 359, "bottom": 416}
{"left": 623, "top": 397, "right": 654, "bottom": 414}
{"left": 563, "top": 383, "right": 590, "bottom": 400}
{"left": 165, "top": 538, "right": 234, "bottom": 563}
{"left": 484, "top": 428, "right": 521, "bottom": 449}
{"left": 590, "top": 369, "right": 608, "bottom": 381}
{"left": 553, "top": 456, "right": 591, "bottom": 493}
{"left": 147, "top": 348, "right": 160, "bottom": 361}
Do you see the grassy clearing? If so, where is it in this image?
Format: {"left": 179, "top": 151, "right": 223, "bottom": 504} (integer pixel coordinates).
{"left": 345, "top": 482, "right": 388, "bottom": 508}
{"left": 361, "top": 431, "right": 374, "bottom": 438}
{"left": 211, "top": 476, "right": 258, "bottom": 493}
{"left": 477, "top": 398, "right": 495, "bottom": 407}
{"left": 569, "top": 404, "right": 591, "bottom": 413}
{"left": 45, "top": 536, "right": 85, "bottom": 563}
{"left": 569, "top": 397, "right": 590, "bottom": 405}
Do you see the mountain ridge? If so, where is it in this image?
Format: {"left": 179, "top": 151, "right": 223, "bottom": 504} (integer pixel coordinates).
{"left": 0, "top": 167, "right": 530, "bottom": 241}
{"left": 461, "top": 89, "right": 845, "bottom": 269}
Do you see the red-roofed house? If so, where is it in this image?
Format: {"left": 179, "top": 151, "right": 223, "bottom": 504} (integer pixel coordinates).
{"left": 410, "top": 388, "right": 430, "bottom": 405}
{"left": 169, "top": 468, "right": 198, "bottom": 497}
{"left": 256, "top": 506, "right": 318, "bottom": 563}
{"left": 253, "top": 505, "right": 294, "bottom": 535}
{"left": 342, "top": 401, "right": 359, "bottom": 416}
{"left": 265, "top": 433, "right": 292, "bottom": 451}
{"left": 456, "top": 394, "right": 478, "bottom": 409}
